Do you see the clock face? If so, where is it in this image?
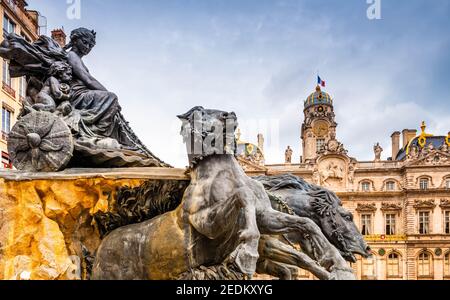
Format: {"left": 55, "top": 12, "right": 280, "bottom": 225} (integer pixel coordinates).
{"left": 314, "top": 122, "right": 329, "bottom": 137}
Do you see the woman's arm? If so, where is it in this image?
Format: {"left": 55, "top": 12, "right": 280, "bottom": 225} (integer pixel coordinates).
{"left": 67, "top": 51, "right": 108, "bottom": 91}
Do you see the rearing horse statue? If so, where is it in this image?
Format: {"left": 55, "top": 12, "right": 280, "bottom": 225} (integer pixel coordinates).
{"left": 92, "top": 107, "right": 351, "bottom": 280}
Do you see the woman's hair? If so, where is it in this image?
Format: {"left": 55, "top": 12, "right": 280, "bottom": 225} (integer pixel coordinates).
{"left": 63, "top": 27, "right": 96, "bottom": 51}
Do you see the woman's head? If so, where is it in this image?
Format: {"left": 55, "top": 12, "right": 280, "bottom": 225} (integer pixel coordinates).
{"left": 65, "top": 28, "right": 96, "bottom": 56}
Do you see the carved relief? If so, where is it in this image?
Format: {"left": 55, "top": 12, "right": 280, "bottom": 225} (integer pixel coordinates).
{"left": 440, "top": 199, "right": 450, "bottom": 209}
{"left": 356, "top": 203, "right": 377, "bottom": 212}
{"left": 318, "top": 138, "right": 348, "bottom": 156}
{"left": 318, "top": 159, "right": 346, "bottom": 187}
{"left": 407, "top": 145, "right": 450, "bottom": 166}
{"left": 381, "top": 202, "right": 403, "bottom": 212}
{"left": 413, "top": 200, "right": 436, "bottom": 209}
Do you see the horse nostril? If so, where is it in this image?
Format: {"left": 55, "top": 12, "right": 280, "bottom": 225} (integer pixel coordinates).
{"left": 366, "top": 246, "right": 372, "bottom": 254}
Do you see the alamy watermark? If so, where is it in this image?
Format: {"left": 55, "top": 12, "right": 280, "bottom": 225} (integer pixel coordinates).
{"left": 67, "top": 0, "right": 82, "bottom": 20}
{"left": 367, "top": 0, "right": 382, "bottom": 20}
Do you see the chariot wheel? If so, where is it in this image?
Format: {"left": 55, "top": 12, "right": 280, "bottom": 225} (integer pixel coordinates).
{"left": 7, "top": 111, "right": 74, "bottom": 172}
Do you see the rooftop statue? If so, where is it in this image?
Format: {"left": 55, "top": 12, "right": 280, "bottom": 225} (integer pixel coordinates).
{"left": 0, "top": 28, "right": 168, "bottom": 171}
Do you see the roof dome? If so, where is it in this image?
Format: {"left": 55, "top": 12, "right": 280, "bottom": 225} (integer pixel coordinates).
{"left": 304, "top": 85, "right": 333, "bottom": 109}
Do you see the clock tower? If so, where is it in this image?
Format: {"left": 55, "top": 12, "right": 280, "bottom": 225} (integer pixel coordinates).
{"left": 301, "top": 85, "right": 337, "bottom": 162}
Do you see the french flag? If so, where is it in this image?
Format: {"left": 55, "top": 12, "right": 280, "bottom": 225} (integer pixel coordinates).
{"left": 317, "top": 76, "right": 326, "bottom": 87}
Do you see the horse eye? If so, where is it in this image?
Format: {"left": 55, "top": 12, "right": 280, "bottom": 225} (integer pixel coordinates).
{"left": 345, "top": 216, "right": 352, "bottom": 221}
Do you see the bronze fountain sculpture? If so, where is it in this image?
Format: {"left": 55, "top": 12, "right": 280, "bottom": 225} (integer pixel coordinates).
{"left": 0, "top": 28, "right": 370, "bottom": 280}
{"left": 0, "top": 28, "right": 168, "bottom": 171}
{"left": 92, "top": 106, "right": 358, "bottom": 280}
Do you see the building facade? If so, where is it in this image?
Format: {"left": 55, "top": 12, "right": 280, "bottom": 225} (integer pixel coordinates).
{"left": 0, "top": 0, "right": 41, "bottom": 168}
{"left": 238, "top": 85, "right": 450, "bottom": 280}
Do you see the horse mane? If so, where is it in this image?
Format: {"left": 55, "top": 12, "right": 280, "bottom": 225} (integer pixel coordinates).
{"left": 254, "top": 174, "right": 342, "bottom": 211}
{"left": 254, "top": 174, "right": 315, "bottom": 192}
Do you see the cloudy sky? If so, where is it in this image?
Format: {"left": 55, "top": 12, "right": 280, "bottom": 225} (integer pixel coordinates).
{"left": 28, "top": 0, "right": 450, "bottom": 167}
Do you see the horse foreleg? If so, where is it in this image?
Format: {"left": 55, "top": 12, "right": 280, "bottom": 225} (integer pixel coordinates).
{"left": 256, "top": 259, "right": 298, "bottom": 280}
{"left": 188, "top": 187, "right": 260, "bottom": 277}
{"left": 258, "top": 235, "right": 331, "bottom": 280}
{"left": 257, "top": 209, "right": 354, "bottom": 279}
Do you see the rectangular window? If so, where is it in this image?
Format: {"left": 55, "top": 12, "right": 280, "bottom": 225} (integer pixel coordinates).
{"left": 1, "top": 151, "right": 11, "bottom": 169}
{"left": 419, "top": 211, "right": 430, "bottom": 234}
{"left": 362, "top": 257, "right": 375, "bottom": 279}
{"left": 2, "top": 107, "right": 11, "bottom": 135}
{"left": 446, "top": 180, "right": 450, "bottom": 189}
{"left": 316, "top": 139, "right": 325, "bottom": 152}
{"left": 361, "top": 214, "right": 372, "bottom": 235}
{"left": 386, "top": 181, "right": 395, "bottom": 191}
{"left": 362, "top": 182, "right": 371, "bottom": 192}
{"left": 3, "top": 60, "right": 11, "bottom": 87}
{"left": 3, "top": 14, "right": 16, "bottom": 37}
{"left": 385, "top": 214, "right": 396, "bottom": 235}
{"left": 420, "top": 179, "right": 429, "bottom": 190}
{"left": 19, "top": 76, "right": 26, "bottom": 99}
{"left": 445, "top": 211, "right": 450, "bottom": 235}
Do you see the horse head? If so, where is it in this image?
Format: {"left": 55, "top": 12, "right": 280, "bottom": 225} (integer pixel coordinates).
{"left": 256, "top": 174, "right": 372, "bottom": 263}
{"left": 308, "top": 188, "right": 372, "bottom": 262}
{"left": 177, "top": 106, "right": 238, "bottom": 167}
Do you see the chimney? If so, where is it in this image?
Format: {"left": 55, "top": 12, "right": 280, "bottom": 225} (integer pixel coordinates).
{"left": 391, "top": 131, "right": 401, "bottom": 160}
{"left": 51, "top": 28, "right": 67, "bottom": 48}
{"left": 402, "top": 129, "right": 417, "bottom": 148}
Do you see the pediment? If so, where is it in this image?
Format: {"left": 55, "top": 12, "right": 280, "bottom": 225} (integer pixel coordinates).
{"left": 406, "top": 150, "right": 450, "bottom": 167}
{"left": 440, "top": 199, "right": 450, "bottom": 209}
{"left": 356, "top": 203, "right": 377, "bottom": 212}
{"left": 413, "top": 199, "right": 436, "bottom": 210}
{"left": 381, "top": 202, "right": 403, "bottom": 212}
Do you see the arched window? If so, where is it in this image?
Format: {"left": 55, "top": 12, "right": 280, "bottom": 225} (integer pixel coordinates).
{"left": 386, "top": 181, "right": 396, "bottom": 191}
{"left": 387, "top": 253, "right": 401, "bottom": 278}
{"left": 417, "top": 252, "right": 433, "bottom": 278}
{"left": 444, "top": 253, "right": 450, "bottom": 278}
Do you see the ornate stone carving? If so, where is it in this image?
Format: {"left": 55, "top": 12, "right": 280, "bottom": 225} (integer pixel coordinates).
{"left": 356, "top": 203, "right": 377, "bottom": 212}
{"left": 318, "top": 138, "right": 348, "bottom": 156}
{"left": 319, "top": 160, "right": 345, "bottom": 186}
{"left": 406, "top": 143, "right": 450, "bottom": 166}
{"left": 413, "top": 200, "right": 436, "bottom": 209}
{"left": 381, "top": 202, "right": 403, "bottom": 212}
{"left": 439, "top": 199, "right": 450, "bottom": 209}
